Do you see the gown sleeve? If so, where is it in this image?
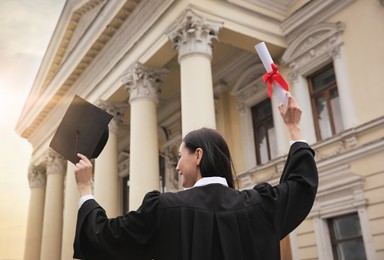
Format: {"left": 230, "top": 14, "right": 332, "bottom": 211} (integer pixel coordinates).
{"left": 73, "top": 190, "right": 161, "bottom": 260}
{"left": 254, "top": 142, "right": 318, "bottom": 239}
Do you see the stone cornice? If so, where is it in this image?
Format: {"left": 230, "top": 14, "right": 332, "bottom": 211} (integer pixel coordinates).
{"left": 226, "top": 0, "right": 295, "bottom": 17}
{"left": 281, "top": 0, "right": 355, "bottom": 41}
{"left": 236, "top": 115, "right": 384, "bottom": 189}
{"left": 281, "top": 22, "right": 345, "bottom": 81}
{"left": 16, "top": 0, "right": 141, "bottom": 139}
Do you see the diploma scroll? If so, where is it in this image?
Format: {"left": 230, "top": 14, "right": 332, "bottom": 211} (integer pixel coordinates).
{"left": 255, "top": 42, "right": 288, "bottom": 107}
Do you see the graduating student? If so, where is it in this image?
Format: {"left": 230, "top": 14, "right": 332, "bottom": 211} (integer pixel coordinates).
{"left": 71, "top": 92, "right": 318, "bottom": 260}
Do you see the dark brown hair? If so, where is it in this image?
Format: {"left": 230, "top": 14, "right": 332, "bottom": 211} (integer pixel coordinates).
{"left": 183, "top": 128, "right": 234, "bottom": 188}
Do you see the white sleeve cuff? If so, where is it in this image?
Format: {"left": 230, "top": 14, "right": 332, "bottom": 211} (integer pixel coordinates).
{"left": 289, "top": 140, "right": 307, "bottom": 146}
{"left": 79, "top": 194, "right": 94, "bottom": 208}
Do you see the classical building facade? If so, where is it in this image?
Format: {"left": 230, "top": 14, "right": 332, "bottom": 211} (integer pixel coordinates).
{"left": 16, "top": 0, "right": 384, "bottom": 259}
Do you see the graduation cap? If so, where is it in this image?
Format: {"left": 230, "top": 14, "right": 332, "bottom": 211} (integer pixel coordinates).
{"left": 49, "top": 95, "right": 113, "bottom": 164}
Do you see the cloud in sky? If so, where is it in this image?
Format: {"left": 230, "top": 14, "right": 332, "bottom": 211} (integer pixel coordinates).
{"left": 0, "top": 0, "right": 62, "bottom": 56}
{"left": 0, "top": 0, "right": 65, "bottom": 121}
{"left": 0, "top": 0, "right": 65, "bottom": 258}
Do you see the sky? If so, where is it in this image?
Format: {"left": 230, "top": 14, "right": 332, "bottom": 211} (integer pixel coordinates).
{"left": 0, "top": 0, "right": 65, "bottom": 258}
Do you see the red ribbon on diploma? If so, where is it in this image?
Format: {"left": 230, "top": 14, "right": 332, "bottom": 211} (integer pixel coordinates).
{"left": 262, "top": 63, "right": 289, "bottom": 99}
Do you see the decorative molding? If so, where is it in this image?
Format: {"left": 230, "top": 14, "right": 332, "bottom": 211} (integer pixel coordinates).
{"left": 42, "top": 0, "right": 108, "bottom": 90}
{"left": 16, "top": 1, "right": 141, "bottom": 139}
{"left": 231, "top": 63, "right": 267, "bottom": 113}
{"left": 167, "top": 8, "right": 223, "bottom": 61}
{"left": 212, "top": 49, "right": 257, "bottom": 86}
{"left": 63, "top": 0, "right": 107, "bottom": 64}
{"left": 282, "top": 22, "right": 345, "bottom": 81}
{"left": 122, "top": 62, "right": 168, "bottom": 103}
{"left": 28, "top": 165, "right": 47, "bottom": 189}
{"left": 281, "top": 0, "right": 355, "bottom": 40}
{"left": 45, "top": 149, "right": 67, "bottom": 175}
{"left": 228, "top": 0, "right": 297, "bottom": 15}
{"left": 235, "top": 154, "right": 286, "bottom": 189}
{"left": 310, "top": 161, "right": 376, "bottom": 259}
{"left": 309, "top": 164, "right": 365, "bottom": 218}
{"left": 283, "top": 22, "right": 345, "bottom": 63}
{"left": 236, "top": 115, "right": 384, "bottom": 190}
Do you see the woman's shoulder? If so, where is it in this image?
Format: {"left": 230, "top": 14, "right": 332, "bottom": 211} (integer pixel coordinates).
{"left": 158, "top": 184, "right": 264, "bottom": 211}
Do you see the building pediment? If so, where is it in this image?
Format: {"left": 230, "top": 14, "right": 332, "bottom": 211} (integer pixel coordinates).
{"left": 282, "top": 22, "right": 344, "bottom": 65}
{"left": 42, "top": 0, "right": 140, "bottom": 91}
{"left": 16, "top": 0, "right": 143, "bottom": 139}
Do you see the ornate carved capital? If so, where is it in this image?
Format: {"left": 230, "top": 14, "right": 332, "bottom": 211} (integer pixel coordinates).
{"left": 46, "top": 149, "right": 67, "bottom": 175}
{"left": 122, "top": 62, "right": 168, "bottom": 103}
{"left": 98, "top": 101, "right": 128, "bottom": 133}
{"left": 167, "top": 9, "right": 222, "bottom": 60}
{"left": 28, "top": 165, "right": 46, "bottom": 189}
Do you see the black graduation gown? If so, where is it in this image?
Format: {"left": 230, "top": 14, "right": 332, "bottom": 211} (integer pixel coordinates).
{"left": 73, "top": 142, "right": 318, "bottom": 260}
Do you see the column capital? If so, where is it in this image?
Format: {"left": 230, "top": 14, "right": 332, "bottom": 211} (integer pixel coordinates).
{"left": 28, "top": 165, "right": 46, "bottom": 189}
{"left": 121, "top": 62, "right": 168, "bottom": 103}
{"left": 45, "top": 149, "right": 67, "bottom": 176}
{"left": 167, "top": 9, "right": 222, "bottom": 61}
{"left": 97, "top": 101, "right": 128, "bottom": 133}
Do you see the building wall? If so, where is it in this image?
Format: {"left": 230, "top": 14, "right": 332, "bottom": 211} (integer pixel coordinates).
{"left": 328, "top": 0, "right": 384, "bottom": 124}
{"left": 217, "top": 1, "right": 384, "bottom": 259}
{"left": 17, "top": 0, "right": 384, "bottom": 259}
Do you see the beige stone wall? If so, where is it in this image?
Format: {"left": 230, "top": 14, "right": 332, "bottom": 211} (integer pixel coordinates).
{"left": 218, "top": 1, "right": 384, "bottom": 258}
{"left": 352, "top": 149, "right": 384, "bottom": 259}
{"left": 328, "top": 0, "right": 384, "bottom": 124}
{"left": 18, "top": 0, "right": 384, "bottom": 259}
{"left": 296, "top": 219, "right": 318, "bottom": 259}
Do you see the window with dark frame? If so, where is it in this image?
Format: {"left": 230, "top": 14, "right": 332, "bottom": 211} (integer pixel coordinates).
{"left": 308, "top": 64, "right": 344, "bottom": 141}
{"left": 328, "top": 213, "right": 367, "bottom": 260}
{"left": 251, "top": 99, "right": 277, "bottom": 165}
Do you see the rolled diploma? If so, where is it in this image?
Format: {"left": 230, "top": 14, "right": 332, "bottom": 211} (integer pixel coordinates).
{"left": 255, "top": 42, "right": 288, "bottom": 107}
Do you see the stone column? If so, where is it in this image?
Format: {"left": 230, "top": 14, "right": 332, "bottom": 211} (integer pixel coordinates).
{"left": 122, "top": 62, "right": 167, "bottom": 210}
{"left": 24, "top": 165, "right": 46, "bottom": 260}
{"left": 94, "top": 101, "right": 127, "bottom": 217}
{"left": 61, "top": 162, "right": 78, "bottom": 260}
{"left": 271, "top": 92, "right": 289, "bottom": 156}
{"left": 168, "top": 9, "right": 222, "bottom": 136}
{"left": 331, "top": 45, "right": 357, "bottom": 129}
{"left": 40, "top": 150, "right": 66, "bottom": 260}
{"left": 286, "top": 73, "right": 317, "bottom": 144}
